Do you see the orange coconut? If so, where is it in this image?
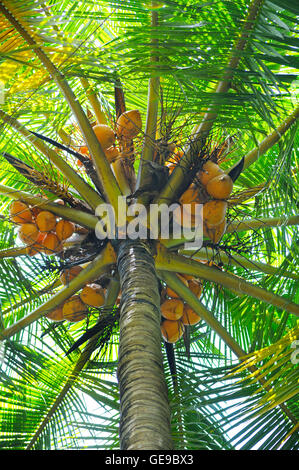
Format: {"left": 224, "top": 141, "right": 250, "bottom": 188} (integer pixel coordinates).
{"left": 93, "top": 124, "right": 116, "bottom": 150}
{"left": 166, "top": 274, "right": 189, "bottom": 299}
{"left": 179, "top": 185, "right": 201, "bottom": 205}
{"left": 206, "top": 173, "right": 233, "bottom": 199}
{"left": 80, "top": 284, "right": 105, "bottom": 308}
{"left": 188, "top": 279, "right": 203, "bottom": 298}
{"left": 18, "top": 223, "right": 39, "bottom": 245}
{"left": 198, "top": 160, "right": 224, "bottom": 186}
{"left": 10, "top": 200, "right": 33, "bottom": 224}
{"left": 173, "top": 201, "right": 202, "bottom": 229}
{"left": 203, "top": 218, "right": 227, "bottom": 244}
{"left": 55, "top": 219, "right": 75, "bottom": 241}
{"left": 36, "top": 210, "right": 57, "bottom": 232}
{"left": 181, "top": 305, "right": 201, "bottom": 326}
{"left": 62, "top": 295, "right": 88, "bottom": 322}
{"left": 161, "top": 298, "right": 184, "bottom": 321}
{"left": 203, "top": 200, "right": 227, "bottom": 227}
{"left": 116, "top": 110, "right": 142, "bottom": 139}
{"left": 26, "top": 232, "right": 46, "bottom": 256}
{"left": 42, "top": 233, "right": 62, "bottom": 255}
{"left": 161, "top": 319, "right": 185, "bottom": 343}
{"left": 45, "top": 305, "right": 64, "bottom": 321}
{"left": 60, "top": 265, "right": 83, "bottom": 285}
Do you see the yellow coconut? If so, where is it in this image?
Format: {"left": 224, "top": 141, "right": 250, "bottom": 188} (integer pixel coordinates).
{"left": 55, "top": 219, "right": 75, "bottom": 241}
{"left": 116, "top": 110, "right": 142, "bottom": 139}
{"left": 62, "top": 295, "right": 88, "bottom": 322}
{"left": 203, "top": 218, "right": 227, "bottom": 244}
{"left": 181, "top": 305, "right": 201, "bottom": 326}
{"left": 206, "top": 173, "right": 233, "bottom": 199}
{"left": 26, "top": 232, "right": 46, "bottom": 256}
{"left": 161, "top": 298, "right": 184, "bottom": 321}
{"left": 10, "top": 201, "right": 33, "bottom": 224}
{"left": 36, "top": 210, "right": 57, "bottom": 232}
{"left": 198, "top": 160, "right": 224, "bottom": 186}
{"left": 93, "top": 124, "right": 116, "bottom": 150}
{"left": 18, "top": 223, "right": 39, "bottom": 245}
{"left": 161, "top": 319, "right": 185, "bottom": 343}
{"left": 42, "top": 233, "right": 62, "bottom": 255}
{"left": 45, "top": 305, "right": 64, "bottom": 321}
{"left": 203, "top": 200, "right": 227, "bottom": 227}
{"left": 80, "top": 284, "right": 105, "bottom": 308}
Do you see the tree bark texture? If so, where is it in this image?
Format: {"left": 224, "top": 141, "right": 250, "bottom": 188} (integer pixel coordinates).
{"left": 117, "top": 240, "right": 173, "bottom": 450}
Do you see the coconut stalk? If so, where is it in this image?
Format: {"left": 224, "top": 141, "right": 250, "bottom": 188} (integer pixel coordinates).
{"left": 25, "top": 277, "right": 120, "bottom": 450}
{"left": 116, "top": 239, "right": 173, "bottom": 450}
{"left": 227, "top": 215, "right": 299, "bottom": 233}
{"left": 179, "top": 247, "right": 298, "bottom": 281}
{"left": 136, "top": 4, "right": 160, "bottom": 195}
{"left": 158, "top": 270, "right": 298, "bottom": 427}
{"left": 79, "top": 77, "right": 108, "bottom": 125}
{"left": 162, "top": 214, "right": 299, "bottom": 249}
{"left": 0, "top": 110, "right": 103, "bottom": 210}
{"left": 0, "top": 242, "right": 116, "bottom": 341}
{"left": 113, "top": 80, "right": 137, "bottom": 194}
{"left": 155, "top": 245, "right": 299, "bottom": 317}
{"left": 0, "top": 246, "right": 28, "bottom": 259}
{"left": 231, "top": 105, "right": 299, "bottom": 173}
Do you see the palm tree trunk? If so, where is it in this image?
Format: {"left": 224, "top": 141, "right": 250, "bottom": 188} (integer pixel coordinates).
{"left": 116, "top": 240, "right": 173, "bottom": 450}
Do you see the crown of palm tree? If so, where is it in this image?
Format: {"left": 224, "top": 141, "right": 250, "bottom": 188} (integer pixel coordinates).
{"left": 0, "top": 0, "right": 298, "bottom": 450}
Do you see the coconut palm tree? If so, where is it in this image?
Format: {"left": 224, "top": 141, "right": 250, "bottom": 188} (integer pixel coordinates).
{"left": 0, "top": 0, "right": 298, "bottom": 450}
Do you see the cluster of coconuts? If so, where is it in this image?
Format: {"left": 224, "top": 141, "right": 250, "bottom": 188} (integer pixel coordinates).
{"left": 172, "top": 160, "right": 233, "bottom": 244}
{"left": 9, "top": 201, "right": 107, "bottom": 323}
{"left": 160, "top": 274, "right": 202, "bottom": 343}
{"left": 77, "top": 109, "right": 142, "bottom": 165}
{"left": 45, "top": 265, "right": 106, "bottom": 323}
{"left": 9, "top": 199, "right": 76, "bottom": 256}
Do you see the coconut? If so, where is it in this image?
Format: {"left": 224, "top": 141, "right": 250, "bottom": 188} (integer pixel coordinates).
{"left": 198, "top": 160, "right": 224, "bottom": 186}
{"left": 36, "top": 211, "right": 57, "bottom": 232}
{"left": 161, "top": 298, "right": 184, "bottom": 321}
{"left": 10, "top": 201, "right": 32, "bottom": 224}
{"left": 62, "top": 295, "right": 88, "bottom": 322}
{"left": 181, "top": 305, "right": 201, "bottom": 326}
{"left": 45, "top": 305, "right": 64, "bottom": 321}
{"left": 18, "top": 223, "right": 39, "bottom": 245}
{"left": 93, "top": 124, "right": 116, "bottom": 150}
{"left": 80, "top": 284, "right": 105, "bottom": 307}
{"left": 161, "top": 319, "right": 185, "bottom": 343}
{"left": 55, "top": 219, "right": 75, "bottom": 241}
{"left": 203, "top": 200, "right": 227, "bottom": 227}
{"left": 42, "top": 233, "right": 62, "bottom": 255}
{"left": 116, "top": 110, "right": 142, "bottom": 139}
{"left": 206, "top": 173, "right": 233, "bottom": 199}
